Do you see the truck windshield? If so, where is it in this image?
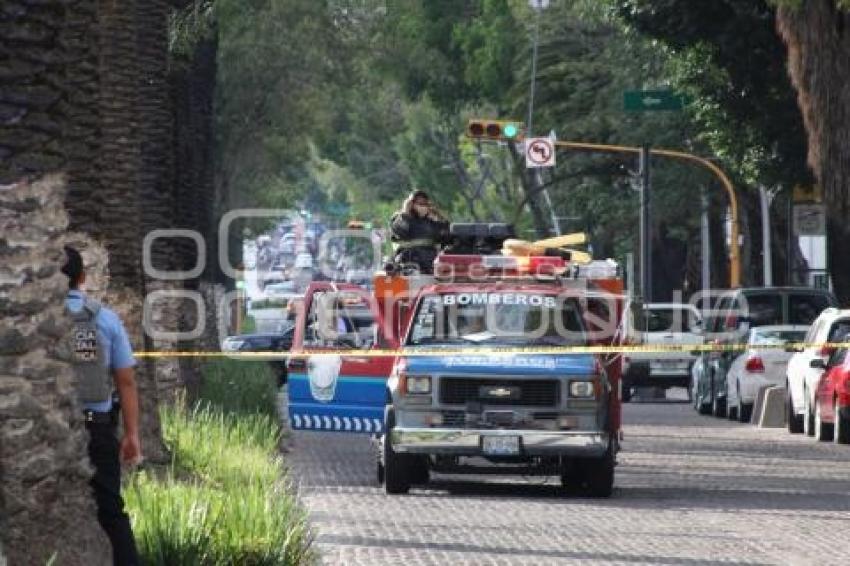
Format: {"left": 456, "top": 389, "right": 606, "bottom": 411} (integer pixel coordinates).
{"left": 407, "top": 292, "right": 586, "bottom": 347}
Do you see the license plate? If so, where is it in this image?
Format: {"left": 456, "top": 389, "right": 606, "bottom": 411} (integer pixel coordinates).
{"left": 481, "top": 435, "right": 520, "bottom": 456}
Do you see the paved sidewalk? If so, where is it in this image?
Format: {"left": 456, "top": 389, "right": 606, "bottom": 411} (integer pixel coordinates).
{"left": 286, "top": 395, "right": 850, "bottom": 565}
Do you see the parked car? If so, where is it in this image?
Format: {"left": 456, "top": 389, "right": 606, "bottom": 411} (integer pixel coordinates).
{"left": 294, "top": 252, "right": 314, "bottom": 269}
{"left": 786, "top": 308, "right": 850, "bottom": 434}
{"left": 724, "top": 325, "right": 808, "bottom": 423}
{"left": 693, "top": 287, "right": 837, "bottom": 417}
{"left": 622, "top": 303, "right": 703, "bottom": 401}
{"left": 810, "top": 338, "right": 850, "bottom": 443}
{"left": 264, "top": 281, "right": 297, "bottom": 298}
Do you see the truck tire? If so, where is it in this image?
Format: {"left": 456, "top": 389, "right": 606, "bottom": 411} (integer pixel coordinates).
{"left": 409, "top": 456, "right": 430, "bottom": 485}
{"left": 583, "top": 448, "right": 615, "bottom": 498}
{"left": 561, "top": 448, "right": 615, "bottom": 498}
{"left": 559, "top": 461, "right": 583, "bottom": 495}
{"left": 383, "top": 409, "right": 411, "bottom": 494}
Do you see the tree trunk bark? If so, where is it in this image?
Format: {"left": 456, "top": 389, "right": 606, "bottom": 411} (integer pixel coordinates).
{"left": 0, "top": 1, "right": 110, "bottom": 561}
{"left": 777, "top": 1, "right": 850, "bottom": 301}
{"left": 97, "top": 0, "right": 167, "bottom": 460}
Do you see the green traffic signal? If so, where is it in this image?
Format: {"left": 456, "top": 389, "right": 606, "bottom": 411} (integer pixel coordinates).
{"left": 466, "top": 119, "right": 524, "bottom": 140}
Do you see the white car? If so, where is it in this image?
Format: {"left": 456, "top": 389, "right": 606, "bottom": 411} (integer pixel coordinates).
{"left": 622, "top": 303, "right": 704, "bottom": 401}
{"left": 294, "top": 252, "right": 314, "bottom": 269}
{"left": 786, "top": 308, "right": 850, "bottom": 434}
{"left": 264, "top": 281, "right": 297, "bottom": 298}
{"left": 724, "top": 325, "right": 808, "bottom": 423}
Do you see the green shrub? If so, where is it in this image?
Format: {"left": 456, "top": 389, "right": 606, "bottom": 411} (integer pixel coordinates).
{"left": 161, "top": 401, "right": 280, "bottom": 486}
{"left": 127, "top": 402, "right": 315, "bottom": 565}
{"left": 127, "top": 472, "right": 314, "bottom": 566}
{"left": 199, "top": 358, "right": 279, "bottom": 419}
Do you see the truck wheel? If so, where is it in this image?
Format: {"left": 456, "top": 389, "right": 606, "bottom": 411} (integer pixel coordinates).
{"left": 383, "top": 409, "right": 411, "bottom": 494}
{"left": 409, "top": 456, "right": 430, "bottom": 485}
{"left": 559, "top": 461, "right": 583, "bottom": 495}
{"left": 583, "top": 448, "right": 615, "bottom": 498}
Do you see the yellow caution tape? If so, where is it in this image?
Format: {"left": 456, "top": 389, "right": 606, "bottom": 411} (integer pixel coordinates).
{"left": 132, "top": 342, "right": 850, "bottom": 359}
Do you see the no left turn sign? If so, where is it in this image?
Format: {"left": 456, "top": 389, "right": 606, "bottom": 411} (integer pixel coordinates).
{"left": 525, "top": 137, "right": 556, "bottom": 168}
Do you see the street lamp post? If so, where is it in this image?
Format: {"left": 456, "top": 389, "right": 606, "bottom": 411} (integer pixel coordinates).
{"left": 526, "top": 0, "right": 560, "bottom": 236}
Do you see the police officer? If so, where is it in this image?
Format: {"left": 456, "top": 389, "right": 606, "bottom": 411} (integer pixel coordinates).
{"left": 390, "top": 190, "right": 450, "bottom": 274}
{"left": 61, "top": 246, "right": 141, "bottom": 565}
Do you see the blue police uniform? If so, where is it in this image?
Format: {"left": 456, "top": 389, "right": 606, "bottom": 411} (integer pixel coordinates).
{"left": 66, "top": 289, "right": 140, "bottom": 566}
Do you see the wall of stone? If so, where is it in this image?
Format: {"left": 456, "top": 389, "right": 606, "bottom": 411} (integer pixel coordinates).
{"left": 0, "top": 176, "right": 109, "bottom": 565}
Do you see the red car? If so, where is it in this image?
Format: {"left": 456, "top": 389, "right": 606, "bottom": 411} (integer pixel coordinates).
{"left": 811, "top": 347, "right": 850, "bottom": 444}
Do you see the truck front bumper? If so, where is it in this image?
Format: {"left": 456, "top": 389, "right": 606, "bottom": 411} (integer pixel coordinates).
{"left": 391, "top": 428, "right": 610, "bottom": 457}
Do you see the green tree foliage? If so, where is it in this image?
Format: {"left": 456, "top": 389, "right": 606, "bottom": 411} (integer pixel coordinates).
{"left": 612, "top": 0, "right": 811, "bottom": 189}
{"left": 215, "top": 0, "right": 344, "bottom": 209}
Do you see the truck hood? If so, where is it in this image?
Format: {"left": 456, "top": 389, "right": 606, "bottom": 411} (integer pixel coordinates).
{"left": 403, "top": 351, "right": 597, "bottom": 376}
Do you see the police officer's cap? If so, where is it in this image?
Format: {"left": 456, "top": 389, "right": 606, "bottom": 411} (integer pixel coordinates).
{"left": 61, "top": 246, "right": 84, "bottom": 282}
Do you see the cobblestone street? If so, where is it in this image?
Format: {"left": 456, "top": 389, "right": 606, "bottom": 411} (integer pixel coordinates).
{"left": 286, "top": 392, "right": 850, "bottom": 565}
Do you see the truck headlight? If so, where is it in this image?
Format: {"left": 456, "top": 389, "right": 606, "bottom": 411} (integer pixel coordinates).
{"left": 406, "top": 375, "right": 432, "bottom": 395}
{"left": 569, "top": 380, "right": 595, "bottom": 398}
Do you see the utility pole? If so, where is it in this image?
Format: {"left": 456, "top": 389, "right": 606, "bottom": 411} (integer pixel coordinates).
{"left": 526, "top": 0, "right": 559, "bottom": 236}
{"left": 701, "top": 189, "right": 711, "bottom": 291}
{"left": 759, "top": 186, "right": 773, "bottom": 286}
{"left": 639, "top": 146, "right": 652, "bottom": 302}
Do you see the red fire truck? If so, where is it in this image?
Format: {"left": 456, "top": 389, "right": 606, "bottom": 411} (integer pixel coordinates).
{"left": 286, "top": 223, "right": 632, "bottom": 496}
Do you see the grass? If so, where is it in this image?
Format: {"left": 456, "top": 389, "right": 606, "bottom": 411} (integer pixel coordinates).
{"left": 198, "top": 358, "right": 279, "bottom": 419}
{"left": 126, "top": 361, "right": 314, "bottom": 565}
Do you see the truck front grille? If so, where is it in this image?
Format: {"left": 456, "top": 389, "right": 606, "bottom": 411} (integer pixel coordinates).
{"left": 439, "top": 378, "right": 559, "bottom": 407}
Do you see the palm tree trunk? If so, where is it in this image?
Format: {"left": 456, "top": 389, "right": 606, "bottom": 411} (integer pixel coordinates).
{"left": 0, "top": 2, "right": 110, "bottom": 558}
{"left": 777, "top": 1, "right": 850, "bottom": 301}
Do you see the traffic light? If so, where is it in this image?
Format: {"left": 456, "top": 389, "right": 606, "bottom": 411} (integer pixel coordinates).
{"left": 466, "top": 119, "right": 524, "bottom": 141}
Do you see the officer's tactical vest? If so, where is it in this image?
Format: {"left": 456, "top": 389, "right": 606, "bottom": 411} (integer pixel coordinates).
{"left": 67, "top": 297, "right": 113, "bottom": 404}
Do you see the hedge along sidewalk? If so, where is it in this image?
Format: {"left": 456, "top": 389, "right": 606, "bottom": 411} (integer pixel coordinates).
{"left": 125, "top": 360, "right": 316, "bottom": 565}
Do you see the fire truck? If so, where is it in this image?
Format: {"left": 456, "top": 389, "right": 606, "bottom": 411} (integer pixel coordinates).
{"left": 286, "top": 223, "right": 632, "bottom": 497}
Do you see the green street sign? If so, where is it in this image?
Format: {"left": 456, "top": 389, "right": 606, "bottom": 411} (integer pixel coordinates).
{"left": 623, "top": 90, "right": 685, "bottom": 112}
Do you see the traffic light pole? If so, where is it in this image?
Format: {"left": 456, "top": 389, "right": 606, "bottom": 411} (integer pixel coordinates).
{"left": 548, "top": 139, "right": 741, "bottom": 288}
{"left": 639, "top": 146, "right": 652, "bottom": 301}
{"left": 464, "top": 123, "right": 741, "bottom": 288}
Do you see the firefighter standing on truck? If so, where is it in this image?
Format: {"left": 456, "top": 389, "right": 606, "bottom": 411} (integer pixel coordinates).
{"left": 390, "top": 190, "right": 449, "bottom": 274}
{"left": 62, "top": 246, "right": 141, "bottom": 565}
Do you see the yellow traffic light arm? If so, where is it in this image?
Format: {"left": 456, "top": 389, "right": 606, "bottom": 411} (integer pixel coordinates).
{"left": 546, "top": 139, "right": 741, "bottom": 288}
